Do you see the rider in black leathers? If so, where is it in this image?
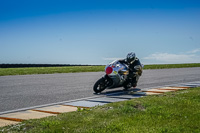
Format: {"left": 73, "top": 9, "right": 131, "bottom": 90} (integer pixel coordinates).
{"left": 119, "top": 52, "right": 143, "bottom": 88}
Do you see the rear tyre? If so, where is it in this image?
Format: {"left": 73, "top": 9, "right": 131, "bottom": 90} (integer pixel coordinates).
{"left": 93, "top": 78, "right": 107, "bottom": 93}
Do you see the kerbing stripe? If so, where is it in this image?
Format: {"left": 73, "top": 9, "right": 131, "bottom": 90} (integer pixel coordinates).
{"left": 171, "top": 86, "right": 190, "bottom": 89}
{"left": 142, "top": 91, "right": 165, "bottom": 93}
{"left": 158, "top": 88, "right": 179, "bottom": 91}
{"left": 32, "top": 110, "right": 60, "bottom": 114}
{"left": 0, "top": 117, "right": 24, "bottom": 122}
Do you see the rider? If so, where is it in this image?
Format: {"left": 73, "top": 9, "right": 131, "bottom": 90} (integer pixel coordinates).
{"left": 119, "top": 52, "right": 143, "bottom": 88}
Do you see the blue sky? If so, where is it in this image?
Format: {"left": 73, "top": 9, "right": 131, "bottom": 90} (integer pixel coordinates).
{"left": 0, "top": 0, "right": 200, "bottom": 65}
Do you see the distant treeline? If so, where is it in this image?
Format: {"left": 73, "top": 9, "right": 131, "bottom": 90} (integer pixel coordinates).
{"left": 0, "top": 64, "right": 97, "bottom": 68}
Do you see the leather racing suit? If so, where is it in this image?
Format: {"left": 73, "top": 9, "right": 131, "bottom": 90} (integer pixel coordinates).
{"left": 118, "top": 58, "right": 143, "bottom": 87}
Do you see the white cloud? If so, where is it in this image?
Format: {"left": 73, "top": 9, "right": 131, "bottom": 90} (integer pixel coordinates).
{"left": 103, "top": 48, "right": 200, "bottom": 64}
{"left": 102, "top": 57, "right": 123, "bottom": 61}
{"left": 187, "top": 48, "right": 200, "bottom": 54}
{"left": 143, "top": 49, "right": 200, "bottom": 64}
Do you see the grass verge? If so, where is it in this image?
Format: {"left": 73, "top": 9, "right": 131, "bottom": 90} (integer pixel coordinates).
{"left": 1, "top": 87, "right": 200, "bottom": 133}
{"left": 0, "top": 66, "right": 105, "bottom": 76}
{"left": 0, "top": 63, "right": 200, "bottom": 76}
{"left": 143, "top": 63, "right": 200, "bottom": 69}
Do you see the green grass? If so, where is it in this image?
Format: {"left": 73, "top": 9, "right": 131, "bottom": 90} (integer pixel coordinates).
{"left": 0, "top": 63, "right": 200, "bottom": 76}
{"left": 143, "top": 63, "right": 200, "bottom": 69}
{"left": 1, "top": 87, "right": 200, "bottom": 133}
{"left": 0, "top": 66, "right": 105, "bottom": 76}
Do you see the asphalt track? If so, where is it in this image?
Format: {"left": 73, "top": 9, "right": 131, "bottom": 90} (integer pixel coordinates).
{"left": 0, "top": 67, "right": 200, "bottom": 113}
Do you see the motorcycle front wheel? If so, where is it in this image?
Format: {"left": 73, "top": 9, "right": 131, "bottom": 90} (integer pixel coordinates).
{"left": 93, "top": 78, "right": 107, "bottom": 93}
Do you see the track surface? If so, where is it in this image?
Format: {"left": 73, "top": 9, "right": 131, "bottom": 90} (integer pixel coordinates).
{"left": 0, "top": 67, "right": 200, "bottom": 112}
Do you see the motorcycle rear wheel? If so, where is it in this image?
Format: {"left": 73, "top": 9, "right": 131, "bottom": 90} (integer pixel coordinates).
{"left": 93, "top": 78, "right": 107, "bottom": 93}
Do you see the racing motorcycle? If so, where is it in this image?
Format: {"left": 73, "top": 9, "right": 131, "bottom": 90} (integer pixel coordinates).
{"left": 93, "top": 60, "right": 141, "bottom": 93}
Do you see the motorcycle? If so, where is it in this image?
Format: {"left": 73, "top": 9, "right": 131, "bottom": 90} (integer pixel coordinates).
{"left": 93, "top": 60, "right": 141, "bottom": 93}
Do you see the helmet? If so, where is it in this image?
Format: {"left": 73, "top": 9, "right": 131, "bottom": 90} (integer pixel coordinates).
{"left": 126, "top": 52, "right": 136, "bottom": 64}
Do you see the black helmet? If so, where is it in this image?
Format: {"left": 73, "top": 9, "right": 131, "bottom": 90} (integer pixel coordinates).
{"left": 126, "top": 52, "right": 136, "bottom": 64}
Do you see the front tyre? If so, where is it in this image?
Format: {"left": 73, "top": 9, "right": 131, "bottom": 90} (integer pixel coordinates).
{"left": 93, "top": 78, "right": 107, "bottom": 93}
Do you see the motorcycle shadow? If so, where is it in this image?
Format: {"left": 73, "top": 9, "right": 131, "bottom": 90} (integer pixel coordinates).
{"left": 93, "top": 87, "right": 141, "bottom": 96}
